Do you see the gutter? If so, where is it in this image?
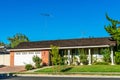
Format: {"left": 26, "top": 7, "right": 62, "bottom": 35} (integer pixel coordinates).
{"left": 8, "top": 45, "right": 110, "bottom": 51}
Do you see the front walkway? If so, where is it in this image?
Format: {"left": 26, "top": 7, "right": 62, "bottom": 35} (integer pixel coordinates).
{"left": 0, "top": 66, "right": 25, "bottom": 73}
{"left": 26, "top": 66, "right": 53, "bottom": 72}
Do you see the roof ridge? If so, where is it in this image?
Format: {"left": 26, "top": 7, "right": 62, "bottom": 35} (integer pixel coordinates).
{"left": 25, "top": 37, "right": 111, "bottom": 43}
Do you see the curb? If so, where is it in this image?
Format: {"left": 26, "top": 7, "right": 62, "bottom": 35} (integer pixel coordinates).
{"left": 15, "top": 73, "right": 120, "bottom": 78}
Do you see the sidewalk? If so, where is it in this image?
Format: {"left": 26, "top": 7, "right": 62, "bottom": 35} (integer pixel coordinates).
{"left": 15, "top": 73, "right": 120, "bottom": 78}
{"left": 26, "top": 66, "right": 53, "bottom": 72}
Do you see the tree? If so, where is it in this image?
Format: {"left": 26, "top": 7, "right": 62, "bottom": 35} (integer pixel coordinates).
{"left": 104, "top": 14, "right": 120, "bottom": 51}
{"left": 8, "top": 33, "right": 29, "bottom": 48}
{"left": 0, "top": 41, "right": 5, "bottom": 46}
{"left": 50, "top": 45, "right": 61, "bottom": 72}
{"left": 50, "top": 45, "right": 61, "bottom": 65}
{"left": 115, "top": 51, "right": 120, "bottom": 64}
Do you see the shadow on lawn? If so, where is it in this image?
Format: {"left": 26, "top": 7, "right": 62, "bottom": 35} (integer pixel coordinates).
{"left": 60, "top": 66, "right": 73, "bottom": 72}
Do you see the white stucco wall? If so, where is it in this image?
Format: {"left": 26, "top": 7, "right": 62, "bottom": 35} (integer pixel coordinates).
{"left": 0, "top": 54, "right": 10, "bottom": 66}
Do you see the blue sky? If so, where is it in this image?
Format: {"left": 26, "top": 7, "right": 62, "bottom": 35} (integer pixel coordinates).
{"left": 0, "top": 0, "right": 120, "bottom": 43}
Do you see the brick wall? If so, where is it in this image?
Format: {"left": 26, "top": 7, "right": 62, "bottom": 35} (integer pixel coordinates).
{"left": 41, "top": 51, "right": 50, "bottom": 66}
{"left": 10, "top": 51, "right": 14, "bottom": 66}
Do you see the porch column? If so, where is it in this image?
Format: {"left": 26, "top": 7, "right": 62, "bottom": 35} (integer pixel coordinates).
{"left": 68, "top": 49, "right": 71, "bottom": 65}
{"left": 88, "top": 49, "right": 91, "bottom": 65}
{"left": 111, "top": 47, "right": 114, "bottom": 65}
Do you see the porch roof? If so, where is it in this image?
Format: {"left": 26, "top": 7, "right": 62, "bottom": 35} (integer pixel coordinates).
{"left": 10, "top": 37, "right": 116, "bottom": 51}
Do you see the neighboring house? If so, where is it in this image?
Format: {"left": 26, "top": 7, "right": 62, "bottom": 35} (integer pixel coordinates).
{"left": 0, "top": 46, "right": 10, "bottom": 66}
{"left": 9, "top": 37, "right": 116, "bottom": 66}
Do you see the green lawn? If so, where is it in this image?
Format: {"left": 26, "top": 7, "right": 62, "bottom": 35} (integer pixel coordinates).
{"left": 67, "top": 65, "right": 120, "bottom": 72}
{"left": 35, "top": 65, "right": 120, "bottom": 72}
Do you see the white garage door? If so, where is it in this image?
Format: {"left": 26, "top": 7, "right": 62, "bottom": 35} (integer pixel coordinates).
{"left": 14, "top": 51, "right": 41, "bottom": 66}
{"left": 0, "top": 54, "right": 10, "bottom": 66}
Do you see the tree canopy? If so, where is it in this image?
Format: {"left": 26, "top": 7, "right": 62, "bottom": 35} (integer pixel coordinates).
{"left": 105, "top": 14, "right": 120, "bottom": 50}
{"left": 0, "top": 41, "right": 5, "bottom": 46}
{"left": 8, "top": 33, "right": 29, "bottom": 48}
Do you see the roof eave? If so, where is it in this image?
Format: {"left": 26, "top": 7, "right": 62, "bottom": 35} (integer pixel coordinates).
{"left": 9, "top": 45, "right": 111, "bottom": 51}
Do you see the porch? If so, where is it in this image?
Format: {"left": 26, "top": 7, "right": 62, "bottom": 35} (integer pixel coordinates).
{"left": 58, "top": 46, "right": 114, "bottom": 65}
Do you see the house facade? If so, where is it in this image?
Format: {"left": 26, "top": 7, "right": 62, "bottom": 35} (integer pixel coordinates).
{"left": 9, "top": 37, "right": 116, "bottom": 66}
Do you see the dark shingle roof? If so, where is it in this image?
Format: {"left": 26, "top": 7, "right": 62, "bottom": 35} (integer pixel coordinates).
{"left": 14, "top": 37, "right": 116, "bottom": 49}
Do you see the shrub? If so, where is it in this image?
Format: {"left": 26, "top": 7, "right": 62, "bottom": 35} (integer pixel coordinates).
{"left": 100, "top": 48, "right": 111, "bottom": 62}
{"left": 25, "top": 64, "right": 33, "bottom": 70}
{"left": 32, "top": 55, "right": 42, "bottom": 68}
{"left": 35, "top": 62, "right": 41, "bottom": 68}
{"left": 115, "top": 51, "right": 120, "bottom": 64}
{"left": 79, "top": 49, "right": 88, "bottom": 65}
{"left": 60, "top": 57, "right": 66, "bottom": 65}
{"left": 93, "top": 62, "right": 109, "bottom": 65}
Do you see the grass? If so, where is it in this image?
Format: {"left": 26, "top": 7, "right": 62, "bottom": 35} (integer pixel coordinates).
{"left": 67, "top": 65, "right": 120, "bottom": 72}
{"left": 35, "top": 65, "right": 72, "bottom": 72}
{"left": 35, "top": 65, "right": 120, "bottom": 73}
{"left": 35, "top": 67, "right": 53, "bottom": 72}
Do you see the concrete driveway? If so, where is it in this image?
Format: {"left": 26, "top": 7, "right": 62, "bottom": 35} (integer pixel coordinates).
{"left": 0, "top": 66, "right": 25, "bottom": 73}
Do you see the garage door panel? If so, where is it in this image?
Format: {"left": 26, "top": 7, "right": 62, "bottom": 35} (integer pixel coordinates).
{"left": 14, "top": 51, "right": 41, "bottom": 66}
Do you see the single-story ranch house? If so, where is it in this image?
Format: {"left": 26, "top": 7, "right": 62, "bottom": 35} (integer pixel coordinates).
{"left": 9, "top": 37, "right": 116, "bottom": 66}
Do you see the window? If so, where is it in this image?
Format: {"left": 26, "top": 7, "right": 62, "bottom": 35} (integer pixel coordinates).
{"left": 35, "top": 51, "right": 40, "bottom": 54}
{"left": 29, "top": 52, "right": 34, "bottom": 54}
{"left": 15, "top": 52, "right": 21, "bottom": 55}
{"left": 22, "top": 52, "right": 27, "bottom": 55}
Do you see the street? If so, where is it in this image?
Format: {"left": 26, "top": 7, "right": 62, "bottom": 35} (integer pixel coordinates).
{"left": 2, "top": 76, "right": 120, "bottom": 80}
